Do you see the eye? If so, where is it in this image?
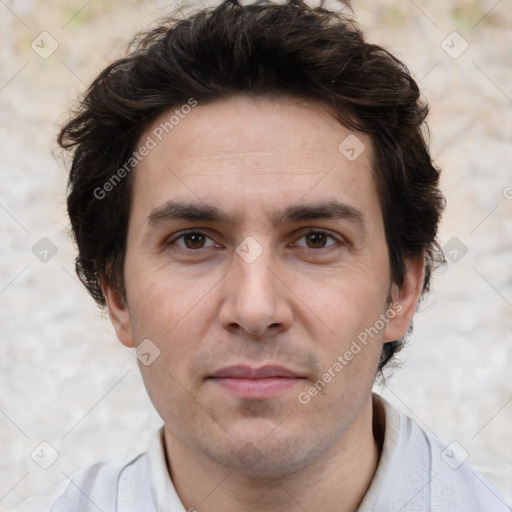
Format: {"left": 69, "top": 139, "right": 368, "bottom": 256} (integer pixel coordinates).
{"left": 293, "top": 230, "right": 339, "bottom": 250}
{"left": 168, "top": 231, "right": 218, "bottom": 250}
{"left": 166, "top": 229, "right": 341, "bottom": 253}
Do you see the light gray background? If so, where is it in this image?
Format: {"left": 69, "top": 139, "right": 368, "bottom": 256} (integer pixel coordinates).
{"left": 1, "top": 0, "right": 511, "bottom": 509}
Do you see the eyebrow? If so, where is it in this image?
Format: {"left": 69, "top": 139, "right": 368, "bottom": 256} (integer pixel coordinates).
{"left": 146, "top": 199, "right": 366, "bottom": 231}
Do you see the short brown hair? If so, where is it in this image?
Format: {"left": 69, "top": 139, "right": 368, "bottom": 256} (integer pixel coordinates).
{"left": 58, "top": 0, "right": 445, "bottom": 373}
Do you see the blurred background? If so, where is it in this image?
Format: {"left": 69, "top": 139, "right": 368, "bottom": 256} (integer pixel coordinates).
{"left": 1, "top": 0, "right": 511, "bottom": 509}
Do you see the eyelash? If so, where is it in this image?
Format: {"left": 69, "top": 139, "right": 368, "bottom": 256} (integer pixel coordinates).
{"left": 166, "top": 229, "right": 342, "bottom": 253}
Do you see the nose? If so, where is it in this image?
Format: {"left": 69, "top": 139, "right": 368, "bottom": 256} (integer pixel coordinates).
{"left": 218, "top": 243, "right": 293, "bottom": 339}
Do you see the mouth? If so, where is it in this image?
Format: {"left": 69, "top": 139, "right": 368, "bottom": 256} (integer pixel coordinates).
{"left": 207, "top": 365, "right": 306, "bottom": 399}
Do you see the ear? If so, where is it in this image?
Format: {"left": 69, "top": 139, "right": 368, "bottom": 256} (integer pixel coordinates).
{"left": 101, "top": 278, "right": 136, "bottom": 348}
{"left": 383, "top": 254, "right": 425, "bottom": 342}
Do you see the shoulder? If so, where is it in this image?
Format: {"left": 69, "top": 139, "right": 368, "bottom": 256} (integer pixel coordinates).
{"left": 381, "top": 402, "right": 510, "bottom": 511}
{"left": 421, "top": 422, "right": 510, "bottom": 511}
{"left": 13, "top": 452, "right": 151, "bottom": 512}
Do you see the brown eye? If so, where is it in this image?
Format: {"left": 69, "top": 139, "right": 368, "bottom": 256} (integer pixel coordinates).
{"left": 169, "top": 231, "right": 217, "bottom": 250}
{"left": 182, "top": 232, "right": 207, "bottom": 249}
{"left": 295, "top": 230, "right": 338, "bottom": 250}
{"left": 305, "top": 232, "right": 329, "bottom": 248}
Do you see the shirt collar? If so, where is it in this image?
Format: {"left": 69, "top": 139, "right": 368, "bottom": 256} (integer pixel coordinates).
{"left": 356, "top": 392, "right": 401, "bottom": 511}
{"left": 146, "top": 426, "right": 187, "bottom": 512}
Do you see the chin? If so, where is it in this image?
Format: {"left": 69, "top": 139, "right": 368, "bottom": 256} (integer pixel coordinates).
{"left": 200, "top": 423, "right": 327, "bottom": 479}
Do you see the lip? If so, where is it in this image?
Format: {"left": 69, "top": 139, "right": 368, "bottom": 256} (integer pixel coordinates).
{"left": 209, "top": 365, "right": 302, "bottom": 379}
{"left": 208, "top": 365, "right": 305, "bottom": 399}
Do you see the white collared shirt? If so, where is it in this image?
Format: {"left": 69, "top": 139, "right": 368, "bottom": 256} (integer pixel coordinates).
{"left": 14, "top": 394, "right": 510, "bottom": 511}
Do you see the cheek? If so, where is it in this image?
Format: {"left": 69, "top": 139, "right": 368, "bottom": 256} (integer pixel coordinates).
{"left": 127, "top": 272, "right": 221, "bottom": 395}
{"left": 125, "top": 258, "right": 212, "bottom": 335}
{"left": 291, "top": 269, "right": 389, "bottom": 381}
{"left": 294, "top": 265, "right": 390, "bottom": 327}
{"left": 138, "top": 359, "right": 209, "bottom": 435}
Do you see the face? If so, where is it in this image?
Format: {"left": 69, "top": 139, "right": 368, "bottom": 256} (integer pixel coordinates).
{"left": 104, "top": 95, "right": 422, "bottom": 478}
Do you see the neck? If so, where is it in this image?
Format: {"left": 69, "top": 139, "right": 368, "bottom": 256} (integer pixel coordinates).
{"left": 164, "top": 395, "right": 382, "bottom": 512}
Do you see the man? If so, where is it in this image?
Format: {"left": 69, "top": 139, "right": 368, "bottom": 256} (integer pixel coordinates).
{"left": 15, "top": 0, "right": 509, "bottom": 510}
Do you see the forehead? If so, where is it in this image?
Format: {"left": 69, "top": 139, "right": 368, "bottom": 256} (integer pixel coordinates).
{"left": 130, "top": 95, "right": 379, "bottom": 229}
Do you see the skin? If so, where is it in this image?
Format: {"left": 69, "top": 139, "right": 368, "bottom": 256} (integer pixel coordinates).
{"left": 103, "top": 95, "right": 424, "bottom": 512}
